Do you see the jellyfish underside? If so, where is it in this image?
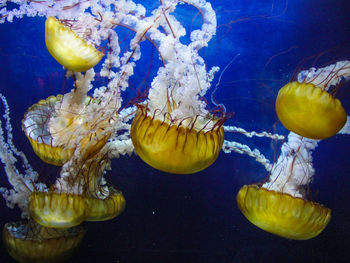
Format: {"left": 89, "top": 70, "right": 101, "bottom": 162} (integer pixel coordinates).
{"left": 236, "top": 185, "right": 331, "bottom": 240}
{"left": 130, "top": 106, "right": 224, "bottom": 174}
{"left": 45, "top": 16, "right": 103, "bottom": 72}
{"left": 276, "top": 81, "right": 347, "bottom": 139}
{"left": 3, "top": 220, "right": 86, "bottom": 263}
{"left": 22, "top": 95, "right": 110, "bottom": 166}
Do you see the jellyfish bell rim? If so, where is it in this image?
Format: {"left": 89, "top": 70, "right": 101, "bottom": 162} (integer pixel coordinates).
{"left": 275, "top": 81, "right": 347, "bottom": 139}
{"left": 236, "top": 184, "right": 331, "bottom": 240}
{"left": 130, "top": 105, "right": 225, "bottom": 174}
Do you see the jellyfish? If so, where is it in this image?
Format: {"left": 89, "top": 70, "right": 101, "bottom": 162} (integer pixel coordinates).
{"left": 84, "top": 186, "right": 126, "bottom": 222}
{"left": 130, "top": 0, "right": 225, "bottom": 174}
{"left": 236, "top": 132, "right": 331, "bottom": 240}
{"left": 45, "top": 16, "right": 104, "bottom": 72}
{"left": 3, "top": 220, "right": 86, "bottom": 263}
{"left": 22, "top": 71, "right": 112, "bottom": 166}
{"left": 276, "top": 60, "right": 350, "bottom": 139}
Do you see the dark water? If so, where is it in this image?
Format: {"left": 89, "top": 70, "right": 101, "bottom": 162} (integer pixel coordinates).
{"left": 0, "top": 0, "right": 350, "bottom": 262}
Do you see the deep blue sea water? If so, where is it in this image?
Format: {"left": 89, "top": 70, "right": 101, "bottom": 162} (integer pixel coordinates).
{"left": 0, "top": 0, "right": 350, "bottom": 262}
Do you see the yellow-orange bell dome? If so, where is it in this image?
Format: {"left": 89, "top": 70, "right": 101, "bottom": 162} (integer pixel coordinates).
{"left": 45, "top": 16, "right": 103, "bottom": 72}
{"left": 236, "top": 185, "right": 331, "bottom": 240}
{"left": 276, "top": 81, "right": 347, "bottom": 139}
{"left": 130, "top": 108, "right": 224, "bottom": 174}
{"left": 29, "top": 192, "right": 86, "bottom": 228}
{"left": 22, "top": 95, "right": 110, "bottom": 166}
{"left": 84, "top": 188, "right": 126, "bottom": 222}
{"left": 3, "top": 220, "right": 86, "bottom": 263}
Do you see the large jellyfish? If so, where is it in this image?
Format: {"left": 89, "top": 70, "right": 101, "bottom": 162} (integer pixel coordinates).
{"left": 128, "top": 0, "right": 225, "bottom": 174}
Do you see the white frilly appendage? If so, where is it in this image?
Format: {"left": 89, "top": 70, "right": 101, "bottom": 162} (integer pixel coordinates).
{"left": 222, "top": 126, "right": 285, "bottom": 171}
{"left": 222, "top": 140, "right": 273, "bottom": 171}
{"left": 262, "top": 132, "right": 318, "bottom": 198}
{"left": 146, "top": 0, "right": 219, "bottom": 130}
{"left": 339, "top": 117, "right": 350, "bottom": 134}
{"left": 0, "top": 94, "right": 47, "bottom": 218}
{"left": 297, "top": 60, "right": 350, "bottom": 91}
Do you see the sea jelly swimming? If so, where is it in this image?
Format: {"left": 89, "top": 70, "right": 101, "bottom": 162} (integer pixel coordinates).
{"left": 129, "top": 0, "right": 225, "bottom": 174}
{"left": 3, "top": 220, "right": 86, "bottom": 263}
{"left": 236, "top": 133, "right": 332, "bottom": 240}
{"left": 276, "top": 61, "right": 349, "bottom": 139}
{"left": 22, "top": 72, "right": 112, "bottom": 166}
{"left": 235, "top": 61, "right": 350, "bottom": 240}
{"left": 45, "top": 16, "right": 104, "bottom": 72}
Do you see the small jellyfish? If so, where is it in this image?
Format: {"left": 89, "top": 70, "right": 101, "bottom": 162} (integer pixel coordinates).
{"left": 84, "top": 186, "right": 126, "bottom": 222}
{"left": 236, "top": 133, "right": 331, "bottom": 240}
{"left": 29, "top": 191, "right": 87, "bottom": 228}
{"left": 45, "top": 16, "right": 104, "bottom": 72}
{"left": 276, "top": 61, "right": 350, "bottom": 139}
{"left": 3, "top": 220, "right": 86, "bottom": 263}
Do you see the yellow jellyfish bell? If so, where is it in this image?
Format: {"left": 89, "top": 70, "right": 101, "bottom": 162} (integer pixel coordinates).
{"left": 276, "top": 81, "right": 347, "bottom": 139}
{"left": 130, "top": 106, "right": 224, "bottom": 174}
{"left": 3, "top": 221, "right": 86, "bottom": 263}
{"left": 236, "top": 185, "right": 331, "bottom": 240}
{"left": 84, "top": 187, "right": 126, "bottom": 222}
{"left": 45, "top": 16, "right": 103, "bottom": 72}
{"left": 29, "top": 192, "right": 87, "bottom": 228}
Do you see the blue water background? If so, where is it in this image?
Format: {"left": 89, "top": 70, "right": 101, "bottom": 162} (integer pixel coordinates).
{"left": 0, "top": 0, "right": 350, "bottom": 262}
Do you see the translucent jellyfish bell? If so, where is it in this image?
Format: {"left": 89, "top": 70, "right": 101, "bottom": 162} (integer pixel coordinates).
{"left": 29, "top": 192, "right": 87, "bottom": 228}
{"left": 3, "top": 220, "right": 86, "bottom": 263}
{"left": 84, "top": 187, "right": 126, "bottom": 222}
{"left": 131, "top": 105, "right": 225, "bottom": 174}
{"left": 236, "top": 185, "right": 331, "bottom": 240}
{"left": 276, "top": 81, "right": 347, "bottom": 139}
{"left": 276, "top": 61, "right": 350, "bottom": 139}
{"left": 45, "top": 17, "right": 104, "bottom": 72}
